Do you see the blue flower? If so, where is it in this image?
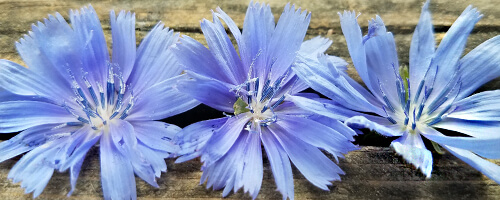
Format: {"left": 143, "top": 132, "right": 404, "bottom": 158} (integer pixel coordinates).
{"left": 0, "top": 6, "right": 198, "bottom": 199}
{"left": 173, "top": 2, "right": 357, "bottom": 199}
{"left": 293, "top": 1, "right": 500, "bottom": 182}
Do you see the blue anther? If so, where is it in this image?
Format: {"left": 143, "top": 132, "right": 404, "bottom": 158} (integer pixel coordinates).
{"left": 416, "top": 101, "right": 425, "bottom": 120}
{"left": 411, "top": 109, "right": 416, "bottom": 130}
{"left": 427, "top": 97, "right": 448, "bottom": 115}
{"left": 427, "top": 117, "right": 442, "bottom": 126}
{"left": 107, "top": 81, "right": 115, "bottom": 105}
{"left": 396, "top": 80, "right": 405, "bottom": 109}
{"left": 109, "top": 111, "right": 119, "bottom": 120}
{"left": 413, "top": 80, "right": 424, "bottom": 102}
{"left": 77, "top": 117, "right": 89, "bottom": 124}
{"left": 271, "top": 95, "right": 285, "bottom": 109}
{"left": 425, "top": 87, "right": 433, "bottom": 99}
{"left": 260, "top": 87, "right": 274, "bottom": 102}
{"left": 404, "top": 116, "right": 409, "bottom": 125}
{"left": 383, "top": 96, "right": 395, "bottom": 112}
{"left": 261, "top": 105, "right": 268, "bottom": 113}
{"left": 387, "top": 116, "right": 397, "bottom": 124}
{"left": 382, "top": 106, "right": 397, "bottom": 124}
{"left": 263, "top": 79, "right": 271, "bottom": 91}
{"left": 66, "top": 122, "right": 83, "bottom": 126}
{"left": 254, "top": 77, "right": 259, "bottom": 97}
{"left": 88, "top": 86, "right": 99, "bottom": 108}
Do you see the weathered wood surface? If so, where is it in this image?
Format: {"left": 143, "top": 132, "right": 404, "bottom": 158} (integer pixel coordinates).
{"left": 0, "top": 0, "right": 499, "bottom": 199}
{"left": 0, "top": 147, "right": 499, "bottom": 200}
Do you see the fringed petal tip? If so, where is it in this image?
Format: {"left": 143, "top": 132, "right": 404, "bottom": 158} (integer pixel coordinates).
{"left": 344, "top": 116, "right": 403, "bottom": 137}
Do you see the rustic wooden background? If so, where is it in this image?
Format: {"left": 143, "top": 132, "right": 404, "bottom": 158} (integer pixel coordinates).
{"left": 0, "top": 0, "right": 499, "bottom": 199}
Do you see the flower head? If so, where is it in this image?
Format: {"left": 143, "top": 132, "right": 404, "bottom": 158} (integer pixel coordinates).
{"left": 173, "top": 2, "right": 357, "bottom": 199}
{"left": 0, "top": 5, "right": 198, "bottom": 199}
{"left": 293, "top": 0, "right": 500, "bottom": 182}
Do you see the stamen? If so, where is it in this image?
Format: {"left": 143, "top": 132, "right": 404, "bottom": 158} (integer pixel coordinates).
{"left": 382, "top": 106, "right": 397, "bottom": 124}
{"left": 377, "top": 79, "right": 395, "bottom": 112}
{"left": 119, "top": 96, "right": 134, "bottom": 120}
{"left": 107, "top": 63, "right": 115, "bottom": 105}
{"left": 254, "top": 77, "right": 259, "bottom": 97}
{"left": 413, "top": 80, "right": 425, "bottom": 103}
{"left": 411, "top": 109, "right": 416, "bottom": 130}
{"left": 98, "top": 82, "right": 105, "bottom": 110}
{"left": 427, "top": 101, "right": 453, "bottom": 126}
{"left": 271, "top": 95, "right": 285, "bottom": 110}
{"left": 63, "top": 103, "right": 89, "bottom": 124}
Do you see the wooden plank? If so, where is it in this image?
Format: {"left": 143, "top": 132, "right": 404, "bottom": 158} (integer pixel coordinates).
{"left": 0, "top": 0, "right": 499, "bottom": 199}
{"left": 0, "top": 147, "right": 498, "bottom": 199}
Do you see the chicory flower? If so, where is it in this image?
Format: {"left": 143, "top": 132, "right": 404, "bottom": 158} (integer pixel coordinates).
{"left": 0, "top": 6, "right": 198, "bottom": 199}
{"left": 173, "top": 2, "right": 357, "bottom": 199}
{"left": 293, "top": 1, "right": 500, "bottom": 182}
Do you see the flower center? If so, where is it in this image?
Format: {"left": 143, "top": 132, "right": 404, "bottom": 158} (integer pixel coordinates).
{"left": 378, "top": 64, "right": 461, "bottom": 132}
{"left": 62, "top": 64, "right": 135, "bottom": 131}
{"left": 232, "top": 74, "right": 287, "bottom": 133}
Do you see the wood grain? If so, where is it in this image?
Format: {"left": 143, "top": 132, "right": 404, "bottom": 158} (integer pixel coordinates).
{"left": 0, "top": 0, "right": 499, "bottom": 199}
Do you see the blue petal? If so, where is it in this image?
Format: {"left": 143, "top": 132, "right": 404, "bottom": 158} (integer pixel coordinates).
{"left": 265, "top": 4, "right": 310, "bottom": 81}
{"left": 261, "top": 128, "right": 294, "bottom": 200}
{"left": 173, "top": 36, "right": 237, "bottom": 84}
{"left": 442, "top": 145, "right": 500, "bottom": 184}
{"left": 299, "top": 36, "right": 332, "bottom": 59}
{"left": 69, "top": 5, "right": 110, "bottom": 84}
{"left": 201, "top": 114, "right": 251, "bottom": 165}
{"left": 427, "top": 5, "right": 482, "bottom": 102}
{"left": 308, "top": 115, "right": 358, "bottom": 141}
{"left": 447, "top": 90, "right": 500, "bottom": 121}
{"left": 0, "top": 101, "right": 76, "bottom": 133}
{"left": 268, "top": 123, "right": 343, "bottom": 190}
{"left": 241, "top": 2, "right": 274, "bottom": 73}
{"left": 68, "top": 157, "right": 84, "bottom": 196}
{"left": 293, "top": 55, "right": 383, "bottom": 115}
{"left": 60, "top": 126, "right": 101, "bottom": 172}
{"left": 15, "top": 12, "right": 75, "bottom": 88}
{"left": 0, "top": 60, "right": 73, "bottom": 104}
{"left": 128, "top": 23, "right": 181, "bottom": 93}
{"left": 22, "top": 10, "right": 101, "bottom": 90}
{"left": 200, "top": 16, "right": 245, "bottom": 84}
{"left": 176, "top": 71, "right": 236, "bottom": 113}
{"left": 390, "top": 131, "right": 433, "bottom": 178}
{"left": 213, "top": 7, "right": 248, "bottom": 66}
{"left": 364, "top": 27, "right": 401, "bottom": 107}
{"left": 409, "top": 1, "right": 435, "bottom": 98}
{"left": 277, "top": 115, "right": 358, "bottom": 155}
{"left": 110, "top": 10, "right": 136, "bottom": 82}
{"left": 286, "top": 95, "right": 377, "bottom": 121}
{"left": 130, "top": 121, "right": 180, "bottom": 153}
{"left": 433, "top": 118, "right": 500, "bottom": 138}
{"left": 7, "top": 130, "right": 91, "bottom": 198}
{"left": 344, "top": 116, "right": 404, "bottom": 137}
{"left": 127, "top": 74, "right": 199, "bottom": 120}
{"left": 239, "top": 130, "right": 263, "bottom": 199}
{"left": 137, "top": 143, "right": 169, "bottom": 177}
{"left": 0, "top": 123, "right": 79, "bottom": 163}
{"left": 64, "top": 127, "right": 101, "bottom": 196}
{"left": 338, "top": 11, "right": 373, "bottom": 92}
{"left": 457, "top": 36, "right": 500, "bottom": 98}
{"left": 108, "top": 120, "right": 160, "bottom": 188}
{"left": 200, "top": 131, "right": 262, "bottom": 198}
{"left": 175, "top": 117, "right": 228, "bottom": 163}
{"left": 423, "top": 133, "right": 500, "bottom": 159}
{"left": 100, "top": 131, "right": 137, "bottom": 200}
